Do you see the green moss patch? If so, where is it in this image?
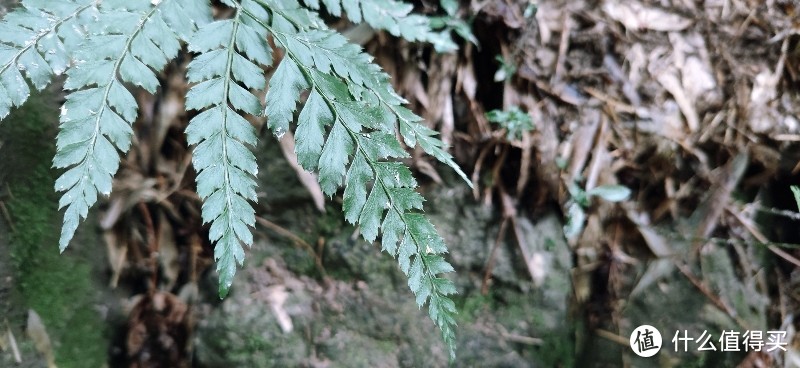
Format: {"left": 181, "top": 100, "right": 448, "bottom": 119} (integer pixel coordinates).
{"left": 2, "top": 91, "right": 107, "bottom": 368}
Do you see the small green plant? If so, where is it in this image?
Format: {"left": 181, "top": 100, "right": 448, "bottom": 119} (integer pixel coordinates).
{"left": 563, "top": 182, "right": 631, "bottom": 238}
{"left": 429, "top": 0, "right": 478, "bottom": 47}
{"left": 485, "top": 106, "right": 533, "bottom": 140}
{"left": 524, "top": 2, "right": 538, "bottom": 18}
{"left": 492, "top": 55, "right": 516, "bottom": 82}
{"left": 0, "top": 0, "right": 470, "bottom": 357}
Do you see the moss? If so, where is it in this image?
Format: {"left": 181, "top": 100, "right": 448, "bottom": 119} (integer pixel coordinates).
{"left": 456, "top": 291, "right": 496, "bottom": 324}
{"left": 2, "top": 91, "right": 107, "bottom": 368}
{"left": 536, "top": 326, "right": 575, "bottom": 367}
{"left": 194, "top": 300, "right": 309, "bottom": 367}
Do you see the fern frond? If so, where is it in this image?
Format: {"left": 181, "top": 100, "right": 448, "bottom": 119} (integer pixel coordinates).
{"left": 313, "top": 72, "right": 460, "bottom": 359}
{"left": 54, "top": 0, "right": 210, "bottom": 251}
{"left": 243, "top": 4, "right": 461, "bottom": 356}
{"left": 265, "top": 20, "right": 471, "bottom": 185}
{"left": 0, "top": 0, "right": 473, "bottom": 357}
{"left": 0, "top": 0, "right": 95, "bottom": 120}
{"left": 298, "top": 0, "right": 457, "bottom": 51}
{"left": 184, "top": 0, "right": 272, "bottom": 297}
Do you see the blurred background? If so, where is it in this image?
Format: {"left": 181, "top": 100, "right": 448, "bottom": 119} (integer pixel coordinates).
{"left": 2, "top": 0, "right": 800, "bottom": 367}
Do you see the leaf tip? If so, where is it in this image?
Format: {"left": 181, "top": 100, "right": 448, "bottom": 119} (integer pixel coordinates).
{"left": 218, "top": 282, "right": 231, "bottom": 299}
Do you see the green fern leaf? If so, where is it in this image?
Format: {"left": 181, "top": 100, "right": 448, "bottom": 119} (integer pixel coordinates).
{"left": 278, "top": 29, "right": 381, "bottom": 89}
{"left": 337, "top": 98, "right": 461, "bottom": 359}
{"left": 55, "top": 0, "right": 210, "bottom": 251}
{"left": 264, "top": 56, "right": 308, "bottom": 137}
{"left": 317, "top": 120, "right": 354, "bottom": 194}
{"left": 241, "top": 2, "right": 463, "bottom": 356}
{"left": 342, "top": 152, "right": 370, "bottom": 222}
{"left": 396, "top": 107, "right": 471, "bottom": 185}
{"left": 299, "top": 0, "right": 457, "bottom": 51}
{"left": 295, "top": 89, "right": 333, "bottom": 170}
{"left": 267, "top": 23, "right": 471, "bottom": 186}
{"left": 185, "top": 0, "right": 273, "bottom": 298}
{"left": 0, "top": 0, "right": 98, "bottom": 120}
{"left": 256, "top": 0, "right": 325, "bottom": 32}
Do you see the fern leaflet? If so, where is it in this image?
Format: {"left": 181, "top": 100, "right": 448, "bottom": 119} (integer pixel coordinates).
{"left": 299, "top": 0, "right": 458, "bottom": 51}
{"left": 265, "top": 22, "right": 470, "bottom": 184}
{"left": 0, "top": 0, "right": 94, "bottom": 120}
{"left": 54, "top": 0, "right": 210, "bottom": 251}
{"left": 184, "top": 0, "right": 271, "bottom": 297}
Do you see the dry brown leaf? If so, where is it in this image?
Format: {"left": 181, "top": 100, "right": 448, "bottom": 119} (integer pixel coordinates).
{"left": 516, "top": 130, "right": 533, "bottom": 194}
{"left": 584, "top": 115, "right": 611, "bottom": 191}
{"left": 655, "top": 72, "right": 700, "bottom": 132}
{"left": 668, "top": 32, "right": 721, "bottom": 108}
{"left": 2, "top": 321, "right": 21, "bottom": 364}
{"left": 748, "top": 68, "right": 780, "bottom": 133}
{"left": 158, "top": 217, "right": 180, "bottom": 291}
{"left": 456, "top": 46, "right": 477, "bottom": 100}
{"left": 278, "top": 131, "right": 326, "bottom": 212}
{"left": 534, "top": 1, "right": 562, "bottom": 44}
{"left": 565, "top": 110, "right": 600, "bottom": 180}
{"left": 265, "top": 285, "right": 293, "bottom": 333}
{"left": 626, "top": 207, "right": 673, "bottom": 257}
{"left": 402, "top": 68, "right": 429, "bottom": 109}
{"left": 100, "top": 174, "right": 159, "bottom": 228}
{"left": 26, "top": 310, "right": 55, "bottom": 368}
{"left": 510, "top": 215, "right": 553, "bottom": 288}
{"left": 425, "top": 53, "right": 457, "bottom": 145}
{"left": 690, "top": 152, "right": 749, "bottom": 254}
{"left": 440, "top": 94, "right": 455, "bottom": 146}
{"left": 104, "top": 231, "right": 128, "bottom": 288}
{"left": 481, "top": 0, "right": 525, "bottom": 28}
{"left": 414, "top": 157, "right": 443, "bottom": 184}
{"left": 603, "top": 1, "right": 693, "bottom": 32}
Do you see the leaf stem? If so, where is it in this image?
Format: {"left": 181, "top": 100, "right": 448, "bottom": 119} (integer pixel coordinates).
{"left": 219, "top": 6, "right": 244, "bottom": 257}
